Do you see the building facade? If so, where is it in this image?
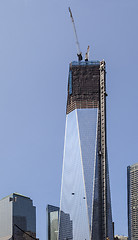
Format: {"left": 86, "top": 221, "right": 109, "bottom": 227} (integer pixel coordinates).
{"left": 59, "top": 61, "right": 113, "bottom": 240}
{"left": 47, "top": 205, "right": 59, "bottom": 240}
{"left": 47, "top": 205, "right": 73, "bottom": 240}
{"left": 127, "top": 163, "right": 138, "bottom": 240}
{"left": 0, "top": 193, "right": 36, "bottom": 240}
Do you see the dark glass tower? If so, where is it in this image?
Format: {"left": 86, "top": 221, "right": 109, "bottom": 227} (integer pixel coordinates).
{"left": 59, "top": 61, "right": 113, "bottom": 240}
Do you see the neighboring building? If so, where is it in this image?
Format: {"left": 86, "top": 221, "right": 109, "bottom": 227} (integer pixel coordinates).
{"left": 47, "top": 205, "right": 59, "bottom": 240}
{"left": 114, "top": 235, "right": 128, "bottom": 240}
{"left": 127, "top": 163, "right": 138, "bottom": 240}
{"left": 0, "top": 193, "right": 36, "bottom": 240}
{"left": 59, "top": 60, "right": 113, "bottom": 240}
{"left": 46, "top": 205, "right": 73, "bottom": 240}
{"left": 59, "top": 211, "right": 73, "bottom": 240}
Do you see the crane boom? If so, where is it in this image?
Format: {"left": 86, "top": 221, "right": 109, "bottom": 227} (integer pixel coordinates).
{"left": 68, "top": 7, "right": 82, "bottom": 61}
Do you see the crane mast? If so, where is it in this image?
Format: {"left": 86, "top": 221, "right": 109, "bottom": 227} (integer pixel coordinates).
{"left": 68, "top": 7, "right": 83, "bottom": 61}
{"left": 85, "top": 45, "right": 90, "bottom": 61}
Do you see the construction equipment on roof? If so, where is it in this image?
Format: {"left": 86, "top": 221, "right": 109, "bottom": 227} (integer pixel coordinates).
{"left": 85, "top": 45, "right": 90, "bottom": 61}
{"left": 68, "top": 7, "right": 83, "bottom": 61}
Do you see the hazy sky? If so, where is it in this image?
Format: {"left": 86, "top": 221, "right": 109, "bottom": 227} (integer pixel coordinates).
{"left": 0, "top": 0, "right": 138, "bottom": 239}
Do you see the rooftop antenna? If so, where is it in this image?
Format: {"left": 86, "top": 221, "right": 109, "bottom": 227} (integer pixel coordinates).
{"left": 68, "top": 7, "right": 83, "bottom": 61}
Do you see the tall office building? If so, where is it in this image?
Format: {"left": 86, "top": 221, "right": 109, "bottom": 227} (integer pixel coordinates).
{"left": 59, "top": 60, "right": 113, "bottom": 240}
{"left": 127, "top": 163, "right": 138, "bottom": 240}
{"left": 0, "top": 193, "right": 36, "bottom": 240}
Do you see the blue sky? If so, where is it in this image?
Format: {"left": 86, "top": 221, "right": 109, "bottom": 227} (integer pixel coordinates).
{"left": 0, "top": 0, "right": 138, "bottom": 239}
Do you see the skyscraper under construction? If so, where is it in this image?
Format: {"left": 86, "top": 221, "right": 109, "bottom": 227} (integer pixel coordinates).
{"left": 59, "top": 60, "right": 113, "bottom": 240}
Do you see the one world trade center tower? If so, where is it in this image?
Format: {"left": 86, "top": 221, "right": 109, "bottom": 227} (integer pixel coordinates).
{"left": 59, "top": 60, "right": 113, "bottom": 240}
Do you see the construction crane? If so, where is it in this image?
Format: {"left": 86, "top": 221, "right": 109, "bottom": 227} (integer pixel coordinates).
{"left": 68, "top": 7, "right": 83, "bottom": 61}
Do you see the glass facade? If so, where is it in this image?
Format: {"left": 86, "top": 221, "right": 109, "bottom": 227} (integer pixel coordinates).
{"left": 47, "top": 205, "right": 59, "bottom": 240}
{"left": 59, "top": 109, "right": 98, "bottom": 240}
{"left": 127, "top": 163, "right": 138, "bottom": 240}
{"left": 0, "top": 193, "right": 36, "bottom": 240}
{"left": 50, "top": 211, "right": 58, "bottom": 240}
{"left": 59, "top": 61, "right": 113, "bottom": 240}
{"left": 47, "top": 205, "right": 73, "bottom": 240}
{"left": 77, "top": 108, "right": 98, "bottom": 229}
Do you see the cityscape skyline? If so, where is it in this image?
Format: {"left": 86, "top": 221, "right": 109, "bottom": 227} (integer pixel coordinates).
{"left": 0, "top": 0, "right": 138, "bottom": 239}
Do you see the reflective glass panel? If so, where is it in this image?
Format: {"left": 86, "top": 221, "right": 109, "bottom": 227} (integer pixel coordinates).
{"left": 50, "top": 211, "right": 59, "bottom": 240}
{"left": 59, "top": 110, "right": 90, "bottom": 240}
{"left": 77, "top": 108, "right": 98, "bottom": 228}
